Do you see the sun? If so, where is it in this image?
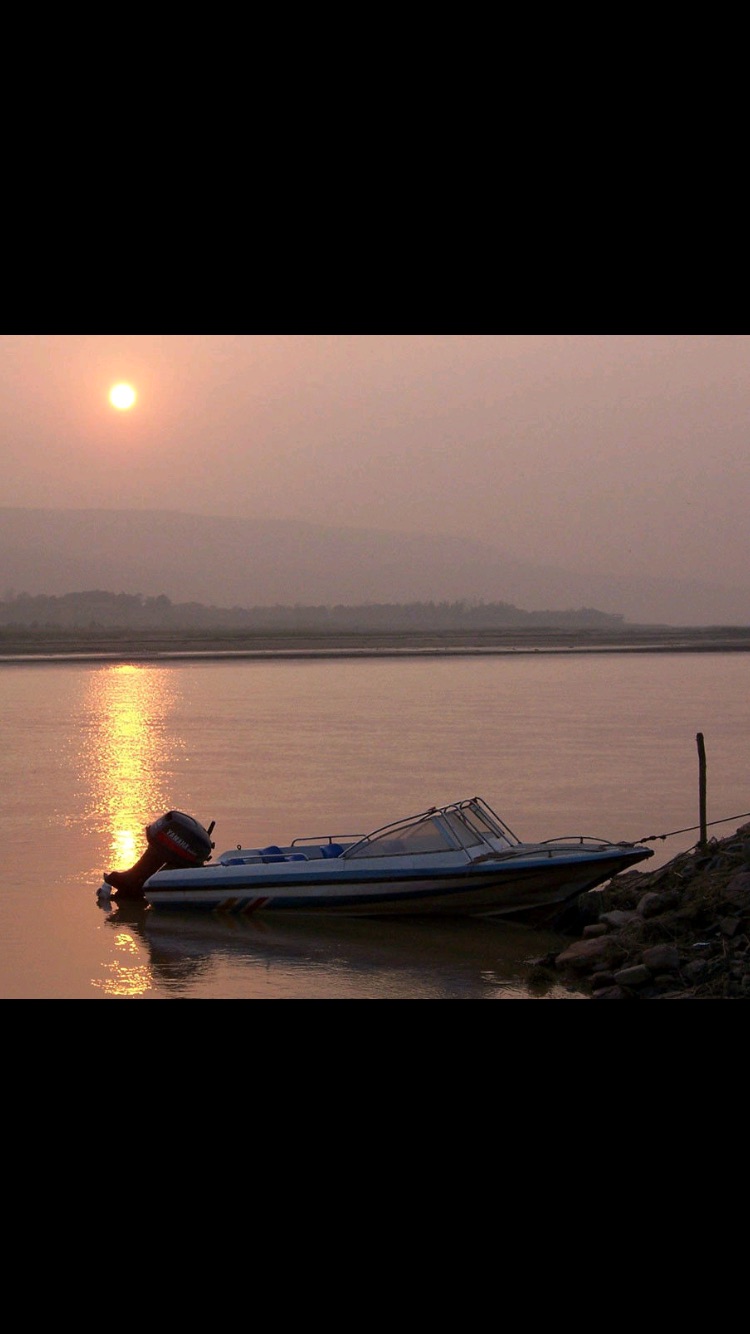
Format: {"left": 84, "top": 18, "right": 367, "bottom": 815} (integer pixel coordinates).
{"left": 109, "top": 382, "right": 137, "bottom": 411}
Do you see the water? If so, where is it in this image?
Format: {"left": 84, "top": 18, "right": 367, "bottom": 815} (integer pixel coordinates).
{"left": 2, "top": 651, "right": 749, "bottom": 999}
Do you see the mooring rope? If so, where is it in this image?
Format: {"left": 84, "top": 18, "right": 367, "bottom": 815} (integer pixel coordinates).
{"left": 635, "top": 810, "right": 750, "bottom": 844}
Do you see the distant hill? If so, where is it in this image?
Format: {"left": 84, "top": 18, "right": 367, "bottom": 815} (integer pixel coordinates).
{"left": 1, "top": 506, "right": 749, "bottom": 626}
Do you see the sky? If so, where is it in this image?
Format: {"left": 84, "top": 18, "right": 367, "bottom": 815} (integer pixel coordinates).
{"left": 2, "top": 333, "right": 749, "bottom": 594}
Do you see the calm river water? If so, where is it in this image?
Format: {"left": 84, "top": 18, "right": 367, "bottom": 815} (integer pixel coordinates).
{"left": 2, "top": 650, "right": 749, "bottom": 999}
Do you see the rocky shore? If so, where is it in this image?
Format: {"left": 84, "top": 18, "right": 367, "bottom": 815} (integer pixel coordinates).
{"left": 532, "top": 822, "right": 750, "bottom": 998}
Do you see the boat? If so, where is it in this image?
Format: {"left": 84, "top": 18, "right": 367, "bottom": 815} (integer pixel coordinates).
{"left": 96, "top": 797, "right": 654, "bottom": 921}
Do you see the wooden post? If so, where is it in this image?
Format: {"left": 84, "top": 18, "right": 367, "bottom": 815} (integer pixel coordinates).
{"left": 697, "top": 732, "right": 707, "bottom": 849}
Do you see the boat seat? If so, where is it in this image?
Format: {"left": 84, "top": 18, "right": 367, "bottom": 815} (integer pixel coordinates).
{"left": 320, "top": 843, "right": 344, "bottom": 858}
{"left": 224, "top": 847, "right": 309, "bottom": 865}
{"left": 261, "top": 844, "right": 286, "bottom": 862}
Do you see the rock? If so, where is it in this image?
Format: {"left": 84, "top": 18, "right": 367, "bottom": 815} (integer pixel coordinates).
{"left": 599, "top": 909, "right": 638, "bottom": 928}
{"left": 555, "top": 936, "right": 625, "bottom": 973}
{"left": 724, "top": 872, "right": 750, "bottom": 905}
{"left": 613, "top": 964, "right": 652, "bottom": 988}
{"left": 638, "top": 890, "right": 681, "bottom": 916}
{"left": 590, "top": 970, "right": 616, "bottom": 988}
{"left": 638, "top": 892, "right": 669, "bottom": 918}
{"left": 642, "top": 943, "right": 680, "bottom": 973}
{"left": 551, "top": 821, "right": 750, "bottom": 999}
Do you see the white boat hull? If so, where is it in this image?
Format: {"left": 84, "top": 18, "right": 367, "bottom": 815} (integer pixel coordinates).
{"left": 143, "top": 846, "right": 652, "bottom": 918}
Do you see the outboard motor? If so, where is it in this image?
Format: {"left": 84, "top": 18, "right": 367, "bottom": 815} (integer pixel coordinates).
{"left": 100, "top": 811, "right": 215, "bottom": 900}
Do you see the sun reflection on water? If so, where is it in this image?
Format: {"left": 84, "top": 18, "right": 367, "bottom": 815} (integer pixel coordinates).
{"left": 78, "top": 665, "right": 185, "bottom": 997}
{"left": 82, "top": 664, "right": 181, "bottom": 872}
{"left": 92, "top": 924, "right": 154, "bottom": 998}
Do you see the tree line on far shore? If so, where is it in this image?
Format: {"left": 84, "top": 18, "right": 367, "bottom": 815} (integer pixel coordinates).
{"left": 0, "top": 590, "right": 626, "bottom": 631}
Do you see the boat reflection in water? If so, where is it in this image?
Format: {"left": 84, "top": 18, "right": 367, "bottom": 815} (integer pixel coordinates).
{"left": 96, "top": 898, "right": 213, "bottom": 996}
{"left": 97, "top": 896, "right": 588, "bottom": 999}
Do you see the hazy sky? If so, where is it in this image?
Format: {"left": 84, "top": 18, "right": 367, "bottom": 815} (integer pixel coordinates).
{"left": 2, "top": 333, "right": 749, "bottom": 589}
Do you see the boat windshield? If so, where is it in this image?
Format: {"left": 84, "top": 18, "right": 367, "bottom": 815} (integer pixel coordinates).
{"left": 347, "top": 814, "right": 453, "bottom": 858}
{"left": 443, "top": 810, "right": 486, "bottom": 848}
{"left": 343, "top": 798, "right": 518, "bottom": 860}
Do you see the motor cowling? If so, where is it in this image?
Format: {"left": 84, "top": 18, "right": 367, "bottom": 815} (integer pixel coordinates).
{"left": 101, "top": 811, "right": 215, "bottom": 899}
{"left": 146, "top": 811, "right": 215, "bottom": 867}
